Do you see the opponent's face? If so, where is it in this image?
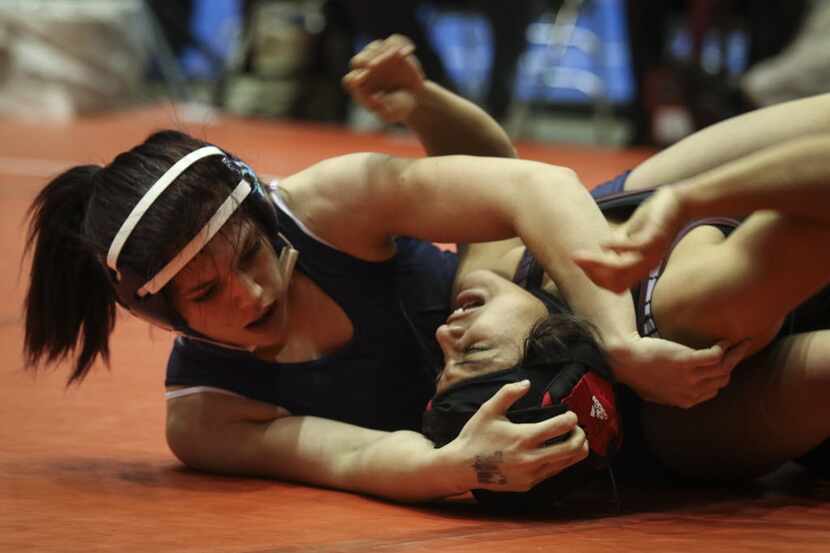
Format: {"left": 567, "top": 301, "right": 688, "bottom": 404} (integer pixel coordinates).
{"left": 435, "top": 270, "right": 548, "bottom": 394}
{"left": 170, "top": 221, "right": 290, "bottom": 349}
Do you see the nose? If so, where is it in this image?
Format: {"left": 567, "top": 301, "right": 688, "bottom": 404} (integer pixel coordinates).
{"left": 229, "top": 270, "right": 264, "bottom": 312}
{"left": 435, "top": 323, "right": 464, "bottom": 360}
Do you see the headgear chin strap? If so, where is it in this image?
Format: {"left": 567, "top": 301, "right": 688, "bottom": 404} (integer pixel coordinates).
{"left": 105, "top": 145, "right": 299, "bottom": 341}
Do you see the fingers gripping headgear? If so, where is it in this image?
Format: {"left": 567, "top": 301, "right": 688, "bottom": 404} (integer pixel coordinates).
{"left": 423, "top": 342, "right": 622, "bottom": 511}
{"left": 105, "top": 146, "right": 298, "bottom": 334}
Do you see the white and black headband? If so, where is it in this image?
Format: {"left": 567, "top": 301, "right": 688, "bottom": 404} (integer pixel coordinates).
{"left": 106, "top": 146, "right": 297, "bottom": 299}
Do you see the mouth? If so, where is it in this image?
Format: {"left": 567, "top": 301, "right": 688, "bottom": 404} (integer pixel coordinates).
{"left": 245, "top": 301, "right": 277, "bottom": 329}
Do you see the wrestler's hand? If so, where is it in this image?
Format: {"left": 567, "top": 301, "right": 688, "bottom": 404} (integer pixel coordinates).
{"left": 609, "top": 333, "right": 753, "bottom": 408}
{"left": 446, "top": 381, "right": 589, "bottom": 492}
{"left": 573, "top": 186, "right": 687, "bottom": 293}
{"left": 342, "top": 34, "right": 425, "bottom": 123}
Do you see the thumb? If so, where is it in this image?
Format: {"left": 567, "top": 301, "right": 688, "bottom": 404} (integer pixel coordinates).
{"left": 686, "top": 340, "right": 727, "bottom": 367}
{"left": 722, "top": 339, "right": 753, "bottom": 372}
{"left": 476, "top": 380, "right": 530, "bottom": 419}
{"left": 602, "top": 225, "right": 651, "bottom": 252}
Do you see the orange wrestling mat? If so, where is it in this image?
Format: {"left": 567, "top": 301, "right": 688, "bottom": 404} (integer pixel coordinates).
{"left": 2, "top": 105, "right": 828, "bottom": 552}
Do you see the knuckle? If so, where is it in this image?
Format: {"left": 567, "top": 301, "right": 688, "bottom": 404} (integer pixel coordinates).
{"left": 519, "top": 433, "right": 539, "bottom": 449}
{"left": 517, "top": 450, "right": 538, "bottom": 468}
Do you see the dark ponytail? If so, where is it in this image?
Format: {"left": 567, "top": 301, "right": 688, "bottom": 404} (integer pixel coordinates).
{"left": 24, "top": 165, "right": 118, "bottom": 384}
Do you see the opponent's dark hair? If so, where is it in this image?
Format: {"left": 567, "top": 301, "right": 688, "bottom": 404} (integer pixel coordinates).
{"left": 509, "top": 286, "right": 606, "bottom": 377}
{"left": 23, "top": 130, "right": 256, "bottom": 384}
{"left": 520, "top": 310, "right": 604, "bottom": 372}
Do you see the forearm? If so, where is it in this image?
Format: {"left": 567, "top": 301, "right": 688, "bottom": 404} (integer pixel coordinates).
{"left": 331, "top": 429, "right": 470, "bottom": 502}
{"left": 516, "top": 171, "right": 638, "bottom": 344}
{"left": 405, "top": 81, "right": 516, "bottom": 158}
{"left": 675, "top": 133, "right": 830, "bottom": 223}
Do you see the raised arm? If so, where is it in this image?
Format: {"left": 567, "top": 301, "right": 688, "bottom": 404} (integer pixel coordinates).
{"left": 343, "top": 34, "right": 516, "bottom": 158}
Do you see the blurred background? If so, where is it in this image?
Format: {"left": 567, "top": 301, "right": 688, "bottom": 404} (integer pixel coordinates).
{"left": 0, "top": 0, "right": 826, "bottom": 147}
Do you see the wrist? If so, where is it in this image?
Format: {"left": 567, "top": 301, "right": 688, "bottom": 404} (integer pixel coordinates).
{"left": 427, "top": 437, "right": 475, "bottom": 496}
{"left": 671, "top": 179, "right": 705, "bottom": 222}
{"left": 403, "top": 80, "right": 438, "bottom": 124}
{"left": 598, "top": 331, "right": 639, "bottom": 385}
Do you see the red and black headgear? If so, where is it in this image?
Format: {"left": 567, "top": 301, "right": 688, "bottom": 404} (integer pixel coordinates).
{"left": 423, "top": 332, "right": 623, "bottom": 511}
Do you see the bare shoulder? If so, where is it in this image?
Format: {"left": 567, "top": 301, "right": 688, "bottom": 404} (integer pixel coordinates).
{"left": 277, "top": 153, "right": 385, "bottom": 213}
{"left": 274, "top": 153, "right": 399, "bottom": 260}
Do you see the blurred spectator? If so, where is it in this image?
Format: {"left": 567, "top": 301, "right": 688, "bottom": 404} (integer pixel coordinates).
{"left": 0, "top": 1, "right": 147, "bottom": 121}
{"left": 336, "top": 0, "right": 543, "bottom": 120}
{"left": 628, "top": 0, "right": 809, "bottom": 145}
{"left": 741, "top": 0, "right": 830, "bottom": 106}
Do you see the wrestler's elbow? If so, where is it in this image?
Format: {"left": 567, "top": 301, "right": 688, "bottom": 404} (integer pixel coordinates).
{"left": 166, "top": 408, "right": 208, "bottom": 471}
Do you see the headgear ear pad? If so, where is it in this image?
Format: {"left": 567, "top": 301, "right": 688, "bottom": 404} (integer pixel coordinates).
{"left": 423, "top": 342, "right": 622, "bottom": 512}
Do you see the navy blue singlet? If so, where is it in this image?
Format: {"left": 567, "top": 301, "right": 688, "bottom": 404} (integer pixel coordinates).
{"left": 165, "top": 189, "right": 458, "bottom": 432}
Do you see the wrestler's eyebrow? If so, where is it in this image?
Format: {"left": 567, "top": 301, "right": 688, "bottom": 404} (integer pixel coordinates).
{"left": 183, "top": 226, "right": 257, "bottom": 298}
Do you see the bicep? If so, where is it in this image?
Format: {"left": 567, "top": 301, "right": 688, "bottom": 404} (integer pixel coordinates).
{"left": 304, "top": 154, "right": 526, "bottom": 244}
{"left": 368, "top": 155, "right": 584, "bottom": 244}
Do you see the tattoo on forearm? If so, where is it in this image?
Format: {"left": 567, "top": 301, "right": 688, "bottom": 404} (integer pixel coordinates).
{"left": 473, "top": 452, "right": 507, "bottom": 485}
